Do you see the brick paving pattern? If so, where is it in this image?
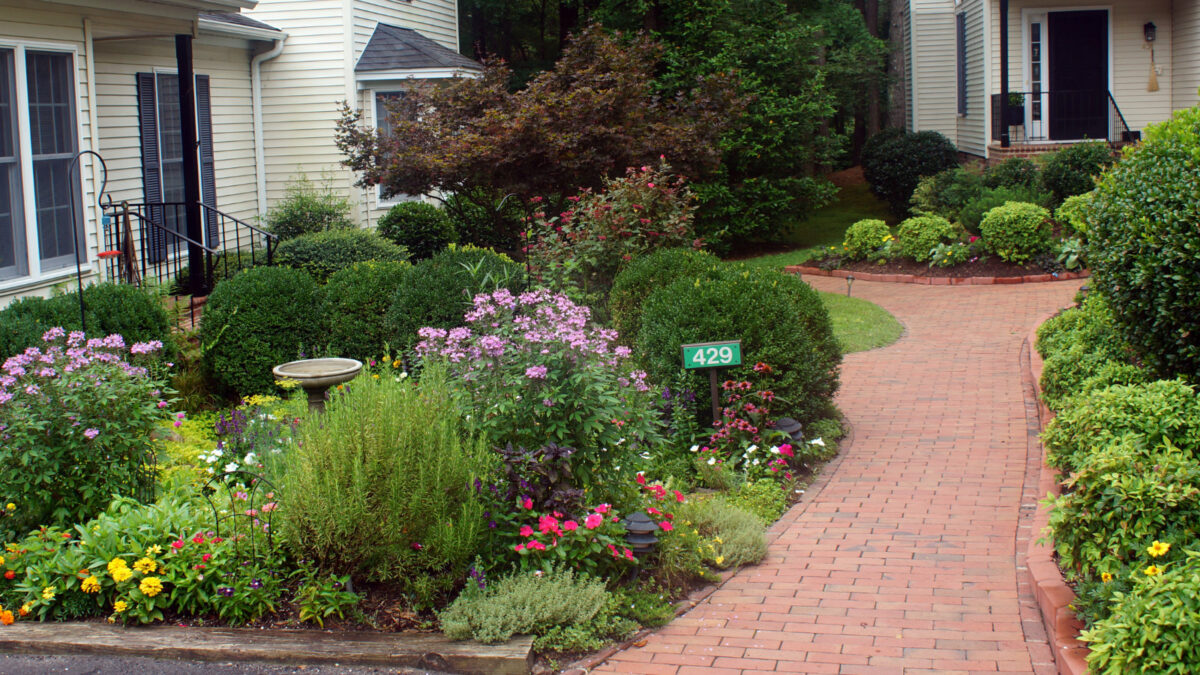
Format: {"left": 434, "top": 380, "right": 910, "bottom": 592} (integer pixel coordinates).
{"left": 595, "top": 276, "right": 1082, "bottom": 675}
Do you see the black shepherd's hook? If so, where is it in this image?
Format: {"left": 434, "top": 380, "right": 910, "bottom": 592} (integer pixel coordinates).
{"left": 67, "top": 150, "right": 109, "bottom": 334}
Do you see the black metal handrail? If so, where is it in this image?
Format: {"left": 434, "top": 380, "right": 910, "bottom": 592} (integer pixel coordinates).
{"left": 200, "top": 204, "right": 277, "bottom": 278}
{"left": 990, "top": 89, "right": 1135, "bottom": 145}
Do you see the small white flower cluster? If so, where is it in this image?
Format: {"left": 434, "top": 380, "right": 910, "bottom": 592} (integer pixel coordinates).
{"left": 196, "top": 446, "right": 260, "bottom": 475}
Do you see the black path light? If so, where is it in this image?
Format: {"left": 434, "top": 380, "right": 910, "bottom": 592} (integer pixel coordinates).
{"left": 845, "top": 273, "right": 855, "bottom": 297}
{"left": 622, "top": 511, "right": 660, "bottom": 555}
{"left": 774, "top": 416, "right": 804, "bottom": 444}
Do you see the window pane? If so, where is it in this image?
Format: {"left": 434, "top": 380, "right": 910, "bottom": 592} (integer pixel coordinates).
{"left": 375, "top": 90, "right": 406, "bottom": 137}
{"left": 156, "top": 74, "right": 182, "bottom": 163}
{"left": 26, "top": 51, "right": 80, "bottom": 269}
{"left": 0, "top": 48, "right": 25, "bottom": 280}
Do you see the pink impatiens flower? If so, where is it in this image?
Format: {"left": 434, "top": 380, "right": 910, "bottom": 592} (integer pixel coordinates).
{"left": 584, "top": 513, "right": 604, "bottom": 529}
{"left": 520, "top": 497, "right": 533, "bottom": 510}
{"left": 519, "top": 525, "right": 534, "bottom": 538}
{"left": 659, "top": 521, "right": 674, "bottom": 532}
{"left": 563, "top": 520, "right": 579, "bottom": 532}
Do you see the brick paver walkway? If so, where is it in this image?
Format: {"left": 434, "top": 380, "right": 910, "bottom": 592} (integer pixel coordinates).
{"left": 596, "top": 276, "right": 1082, "bottom": 675}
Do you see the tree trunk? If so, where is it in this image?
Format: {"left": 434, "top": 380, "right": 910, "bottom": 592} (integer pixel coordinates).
{"left": 886, "top": 0, "right": 907, "bottom": 129}
{"left": 559, "top": 1, "right": 580, "bottom": 47}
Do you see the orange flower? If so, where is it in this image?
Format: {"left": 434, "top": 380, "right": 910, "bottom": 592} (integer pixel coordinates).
{"left": 0, "top": 610, "right": 14, "bottom": 625}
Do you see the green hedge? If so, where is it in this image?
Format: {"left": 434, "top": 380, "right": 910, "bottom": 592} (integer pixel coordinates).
{"left": 0, "top": 284, "right": 170, "bottom": 360}
{"left": 1041, "top": 141, "right": 1113, "bottom": 205}
{"left": 637, "top": 265, "right": 840, "bottom": 426}
{"left": 608, "top": 248, "right": 722, "bottom": 343}
{"left": 318, "top": 260, "right": 412, "bottom": 362}
{"left": 895, "top": 215, "right": 960, "bottom": 262}
{"left": 200, "top": 266, "right": 321, "bottom": 397}
{"left": 276, "top": 229, "right": 409, "bottom": 283}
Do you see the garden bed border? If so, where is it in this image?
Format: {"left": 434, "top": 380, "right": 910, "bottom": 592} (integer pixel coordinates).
{"left": 1024, "top": 310, "right": 1089, "bottom": 675}
{"left": 785, "top": 265, "right": 1089, "bottom": 286}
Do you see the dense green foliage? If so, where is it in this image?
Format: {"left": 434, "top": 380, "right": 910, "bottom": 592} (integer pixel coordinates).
{"left": 439, "top": 568, "right": 607, "bottom": 644}
{"left": 386, "top": 245, "right": 524, "bottom": 347}
{"left": 862, "top": 130, "right": 959, "bottom": 216}
{"left": 376, "top": 202, "right": 457, "bottom": 261}
{"left": 1035, "top": 295, "right": 1139, "bottom": 410}
{"left": 956, "top": 185, "right": 1051, "bottom": 234}
{"left": 910, "top": 168, "right": 983, "bottom": 220}
{"left": 840, "top": 218, "right": 891, "bottom": 260}
{"left": 982, "top": 157, "right": 1040, "bottom": 189}
{"left": 266, "top": 176, "right": 355, "bottom": 241}
{"left": 637, "top": 265, "right": 840, "bottom": 426}
{"left": 609, "top": 247, "right": 721, "bottom": 342}
{"left": 1040, "top": 141, "right": 1113, "bottom": 205}
{"left": 200, "top": 266, "right": 321, "bottom": 396}
{"left": 0, "top": 284, "right": 171, "bottom": 361}
{"left": 276, "top": 229, "right": 409, "bottom": 283}
{"left": 317, "top": 261, "right": 412, "bottom": 361}
{"left": 978, "top": 201, "right": 1053, "bottom": 263}
{"left": 895, "top": 215, "right": 960, "bottom": 262}
{"left": 1088, "top": 106, "right": 1200, "bottom": 381}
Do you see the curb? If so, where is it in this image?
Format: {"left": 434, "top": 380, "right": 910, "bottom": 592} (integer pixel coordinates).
{"left": 0, "top": 622, "right": 534, "bottom": 675}
{"left": 785, "top": 265, "right": 1089, "bottom": 286}
{"left": 1024, "top": 311, "right": 1090, "bottom": 675}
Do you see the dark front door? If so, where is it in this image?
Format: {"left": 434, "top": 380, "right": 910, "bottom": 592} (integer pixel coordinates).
{"left": 1048, "top": 10, "right": 1108, "bottom": 140}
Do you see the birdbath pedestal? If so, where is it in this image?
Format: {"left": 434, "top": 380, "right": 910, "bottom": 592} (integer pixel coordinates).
{"left": 272, "top": 358, "right": 362, "bottom": 412}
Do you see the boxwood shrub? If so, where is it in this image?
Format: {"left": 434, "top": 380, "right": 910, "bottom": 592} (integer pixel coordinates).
{"left": 0, "top": 284, "right": 171, "bottom": 361}
{"left": 200, "top": 266, "right": 321, "bottom": 396}
{"left": 637, "top": 265, "right": 840, "bottom": 426}
{"left": 895, "top": 215, "right": 960, "bottom": 262}
{"left": 609, "top": 248, "right": 722, "bottom": 342}
{"left": 376, "top": 202, "right": 457, "bottom": 261}
{"left": 276, "top": 229, "right": 409, "bottom": 283}
{"left": 982, "top": 157, "right": 1040, "bottom": 190}
{"left": 862, "top": 129, "right": 960, "bottom": 216}
{"left": 317, "top": 260, "right": 411, "bottom": 361}
{"left": 1088, "top": 105, "right": 1200, "bottom": 381}
{"left": 841, "top": 219, "right": 891, "bottom": 261}
{"left": 1040, "top": 141, "right": 1113, "bottom": 205}
{"left": 957, "top": 185, "right": 1051, "bottom": 234}
{"left": 910, "top": 168, "right": 983, "bottom": 221}
{"left": 386, "top": 245, "right": 524, "bottom": 348}
{"left": 978, "top": 201, "right": 1053, "bottom": 263}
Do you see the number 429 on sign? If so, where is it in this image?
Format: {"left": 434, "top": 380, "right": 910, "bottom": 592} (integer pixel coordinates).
{"left": 681, "top": 340, "right": 742, "bottom": 369}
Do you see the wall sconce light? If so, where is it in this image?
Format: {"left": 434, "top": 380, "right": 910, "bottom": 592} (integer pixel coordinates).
{"left": 1144, "top": 22, "right": 1157, "bottom": 42}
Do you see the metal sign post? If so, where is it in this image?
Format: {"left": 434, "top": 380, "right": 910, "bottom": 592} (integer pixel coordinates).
{"left": 681, "top": 340, "right": 743, "bottom": 424}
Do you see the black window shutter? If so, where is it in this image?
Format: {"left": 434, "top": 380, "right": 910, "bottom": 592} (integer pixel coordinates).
{"left": 136, "top": 72, "right": 167, "bottom": 263}
{"left": 957, "top": 13, "right": 967, "bottom": 115}
{"left": 195, "top": 74, "right": 218, "bottom": 247}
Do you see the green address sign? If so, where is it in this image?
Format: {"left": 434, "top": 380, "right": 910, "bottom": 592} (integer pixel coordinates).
{"left": 681, "top": 340, "right": 742, "bottom": 370}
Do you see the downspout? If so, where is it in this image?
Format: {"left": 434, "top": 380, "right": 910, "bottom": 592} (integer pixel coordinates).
{"left": 83, "top": 18, "right": 103, "bottom": 278}
{"left": 999, "top": 0, "right": 1010, "bottom": 148}
{"left": 251, "top": 36, "right": 286, "bottom": 221}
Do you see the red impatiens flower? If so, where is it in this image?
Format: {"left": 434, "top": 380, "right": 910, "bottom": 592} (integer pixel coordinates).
{"left": 584, "top": 513, "right": 604, "bottom": 529}
{"left": 520, "top": 525, "right": 534, "bottom": 538}
{"left": 527, "top": 540, "right": 547, "bottom": 551}
{"left": 192, "top": 533, "right": 205, "bottom": 545}
{"left": 520, "top": 497, "right": 533, "bottom": 510}
{"left": 635, "top": 472, "right": 646, "bottom": 485}
{"left": 659, "top": 521, "right": 674, "bottom": 532}
{"left": 594, "top": 504, "right": 611, "bottom": 514}
{"left": 779, "top": 444, "right": 794, "bottom": 458}
{"left": 563, "top": 520, "right": 579, "bottom": 532}
{"left": 170, "top": 540, "right": 184, "bottom": 551}
{"left": 673, "top": 490, "right": 686, "bottom": 503}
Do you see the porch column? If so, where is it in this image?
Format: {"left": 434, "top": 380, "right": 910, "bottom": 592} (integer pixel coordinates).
{"left": 999, "top": 0, "right": 1010, "bottom": 148}
{"left": 175, "top": 34, "right": 206, "bottom": 296}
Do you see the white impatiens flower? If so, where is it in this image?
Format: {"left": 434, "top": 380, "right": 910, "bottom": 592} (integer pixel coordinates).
{"left": 752, "top": 458, "right": 760, "bottom": 466}
{"left": 689, "top": 444, "right": 700, "bottom": 453}
{"left": 706, "top": 457, "right": 716, "bottom": 465}
{"left": 243, "top": 452, "right": 258, "bottom": 466}
{"left": 769, "top": 446, "right": 780, "bottom": 454}
{"left": 810, "top": 438, "right": 826, "bottom": 447}
{"left": 224, "top": 462, "right": 239, "bottom": 473}
{"left": 746, "top": 444, "right": 758, "bottom": 454}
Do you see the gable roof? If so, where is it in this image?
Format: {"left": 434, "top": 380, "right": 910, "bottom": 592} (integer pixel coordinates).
{"left": 355, "top": 23, "right": 481, "bottom": 74}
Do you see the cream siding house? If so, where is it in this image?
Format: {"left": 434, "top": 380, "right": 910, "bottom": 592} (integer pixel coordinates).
{"left": 247, "top": 0, "right": 476, "bottom": 228}
{"left": 903, "top": 0, "right": 1200, "bottom": 161}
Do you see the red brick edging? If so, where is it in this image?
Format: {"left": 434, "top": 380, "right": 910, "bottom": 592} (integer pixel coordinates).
{"left": 785, "top": 265, "right": 1089, "bottom": 286}
{"left": 1024, "top": 312, "right": 1090, "bottom": 675}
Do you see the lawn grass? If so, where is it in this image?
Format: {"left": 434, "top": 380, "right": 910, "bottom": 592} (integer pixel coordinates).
{"left": 819, "top": 291, "right": 903, "bottom": 354}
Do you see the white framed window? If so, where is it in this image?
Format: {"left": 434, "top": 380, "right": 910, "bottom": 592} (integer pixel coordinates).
{"left": 372, "top": 89, "right": 418, "bottom": 207}
{"left": 0, "top": 44, "right": 84, "bottom": 285}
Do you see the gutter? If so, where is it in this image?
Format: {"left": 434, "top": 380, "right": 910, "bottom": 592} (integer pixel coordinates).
{"left": 251, "top": 34, "right": 286, "bottom": 221}
{"left": 197, "top": 17, "right": 283, "bottom": 42}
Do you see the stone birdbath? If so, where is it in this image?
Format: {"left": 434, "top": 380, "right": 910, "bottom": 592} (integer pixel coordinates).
{"left": 272, "top": 358, "right": 363, "bottom": 412}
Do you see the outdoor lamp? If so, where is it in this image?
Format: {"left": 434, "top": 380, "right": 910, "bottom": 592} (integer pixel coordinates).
{"left": 775, "top": 417, "right": 804, "bottom": 444}
{"left": 1144, "top": 22, "right": 1156, "bottom": 42}
{"left": 622, "top": 511, "right": 660, "bottom": 555}
{"left": 846, "top": 274, "right": 855, "bottom": 297}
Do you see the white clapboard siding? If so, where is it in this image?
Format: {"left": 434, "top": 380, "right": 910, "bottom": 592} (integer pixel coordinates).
{"left": 910, "top": 2, "right": 960, "bottom": 140}
{"left": 1171, "top": 2, "right": 1200, "bottom": 110}
{"left": 353, "top": 0, "right": 459, "bottom": 61}
{"left": 991, "top": 0, "right": 1174, "bottom": 136}
{"left": 956, "top": 0, "right": 987, "bottom": 158}
{"left": 247, "top": 0, "right": 361, "bottom": 212}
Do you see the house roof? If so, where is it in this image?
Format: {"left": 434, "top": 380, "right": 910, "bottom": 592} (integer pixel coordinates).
{"left": 199, "top": 12, "right": 282, "bottom": 34}
{"left": 355, "top": 23, "right": 481, "bottom": 74}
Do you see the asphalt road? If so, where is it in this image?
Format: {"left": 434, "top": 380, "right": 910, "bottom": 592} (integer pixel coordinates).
{"left": 0, "top": 654, "right": 450, "bottom": 674}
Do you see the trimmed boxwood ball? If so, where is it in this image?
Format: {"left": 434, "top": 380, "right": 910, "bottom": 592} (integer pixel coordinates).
{"left": 862, "top": 129, "right": 960, "bottom": 216}
{"left": 386, "top": 245, "right": 524, "bottom": 348}
{"left": 276, "top": 228, "right": 408, "bottom": 283}
{"left": 201, "top": 266, "right": 321, "bottom": 397}
{"left": 841, "top": 219, "right": 891, "bottom": 261}
{"left": 1089, "top": 105, "right": 1200, "bottom": 380}
{"left": 637, "top": 265, "right": 840, "bottom": 426}
{"left": 317, "top": 260, "right": 412, "bottom": 361}
{"left": 956, "top": 184, "right": 1051, "bottom": 235}
{"left": 609, "top": 247, "right": 721, "bottom": 343}
{"left": 895, "top": 216, "right": 960, "bottom": 262}
{"left": 376, "top": 202, "right": 457, "bottom": 261}
{"left": 978, "top": 201, "right": 1053, "bottom": 263}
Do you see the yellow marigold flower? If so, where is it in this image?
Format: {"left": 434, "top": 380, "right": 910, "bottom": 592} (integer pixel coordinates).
{"left": 392, "top": 359, "right": 402, "bottom": 369}
{"left": 111, "top": 567, "right": 133, "bottom": 583}
{"left": 133, "top": 557, "right": 156, "bottom": 574}
{"left": 1101, "top": 572, "right": 1113, "bottom": 583}
{"left": 41, "top": 586, "right": 54, "bottom": 600}
{"left": 81, "top": 576, "right": 101, "bottom": 594}
{"left": 1147, "top": 541, "right": 1171, "bottom": 558}
{"left": 106, "top": 558, "right": 128, "bottom": 576}
{"left": 139, "top": 577, "right": 163, "bottom": 598}
{"left": 19, "top": 602, "right": 32, "bottom": 616}
{"left": 146, "top": 545, "right": 162, "bottom": 556}
{"left": 1144, "top": 565, "right": 1161, "bottom": 577}
{"left": 113, "top": 600, "right": 128, "bottom": 613}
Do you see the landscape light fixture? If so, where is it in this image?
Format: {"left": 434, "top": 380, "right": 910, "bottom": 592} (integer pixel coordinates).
{"left": 774, "top": 416, "right": 804, "bottom": 444}
{"left": 622, "top": 511, "right": 660, "bottom": 555}
{"left": 846, "top": 274, "right": 855, "bottom": 297}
